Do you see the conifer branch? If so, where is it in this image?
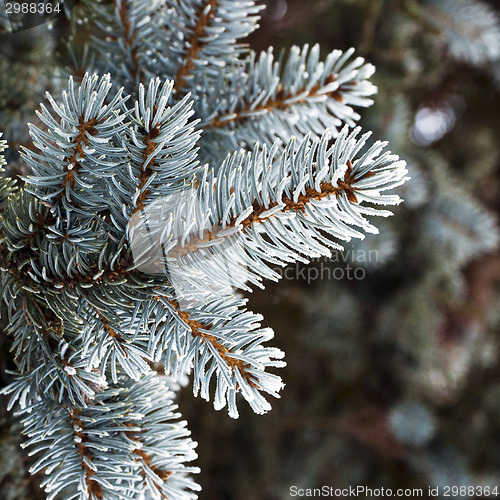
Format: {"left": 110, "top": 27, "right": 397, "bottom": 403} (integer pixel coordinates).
{"left": 126, "top": 79, "right": 199, "bottom": 218}
{"left": 59, "top": 115, "right": 102, "bottom": 202}
{"left": 197, "top": 45, "right": 377, "bottom": 163}
{"left": 0, "top": 1, "right": 411, "bottom": 495}
{"left": 162, "top": 296, "right": 259, "bottom": 388}
{"left": 159, "top": 128, "right": 407, "bottom": 294}
{"left": 207, "top": 76, "right": 347, "bottom": 129}
{"left": 68, "top": 409, "right": 104, "bottom": 500}
{"left": 117, "top": 0, "right": 144, "bottom": 85}
{"left": 12, "top": 375, "right": 200, "bottom": 499}
{"left": 174, "top": 0, "right": 219, "bottom": 94}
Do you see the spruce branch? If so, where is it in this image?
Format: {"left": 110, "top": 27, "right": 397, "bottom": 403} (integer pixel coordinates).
{"left": 84, "top": 0, "right": 163, "bottom": 95}
{"left": 155, "top": 294, "right": 286, "bottom": 418}
{"left": 198, "top": 45, "right": 377, "bottom": 161}
{"left": 16, "top": 374, "right": 199, "bottom": 500}
{"left": 23, "top": 74, "right": 130, "bottom": 216}
{"left": 173, "top": 0, "right": 221, "bottom": 93}
{"left": 126, "top": 78, "right": 200, "bottom": 216}
{"left": 157, "top": 127, "right": 408, "bottom": 293}
{"left": 164, "top": 0, "right": 263, "bottom": 95}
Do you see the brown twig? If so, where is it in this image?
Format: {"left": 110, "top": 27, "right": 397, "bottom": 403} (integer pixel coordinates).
{"left": 160, "top": 296, "right": 259, "bottom": 388}
{"left": 173, "top": 0, "right": 219, "bottom": 94}
{"left": 60, "top": 116, "right": 101, "bottom": 199}
{"left": 170, "top": 159, "right": 370, "bottom": 259}
{"left": 118, "top": 0, "right": 144, "bottom": 85}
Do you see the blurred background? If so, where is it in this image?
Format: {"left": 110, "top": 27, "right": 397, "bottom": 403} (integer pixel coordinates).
{"left": 1, "top": 0, "right": 500, "bottom": 498}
